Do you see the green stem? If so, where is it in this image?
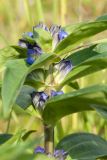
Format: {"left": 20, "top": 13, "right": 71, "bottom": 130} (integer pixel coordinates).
{"left": 44, "top": 124, "right": 54, "bottom": 154}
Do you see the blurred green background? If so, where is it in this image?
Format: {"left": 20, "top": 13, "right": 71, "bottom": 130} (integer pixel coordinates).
{"left": 0, "top": 0, "right": 107, "bottom": 145}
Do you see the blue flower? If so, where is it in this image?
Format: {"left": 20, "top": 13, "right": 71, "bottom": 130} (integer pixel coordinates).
{"left": 24, "top": 43, "right": 42, "bottom": 65}
{"left": 31, "top": 91, "right": 49, "bottom": 109}
{"left": 26, "top": 49, "right": 36, "bottom": 65}
{"left": 34, "top": 146, "right": 45, "bottom": 154}
{"left": 34, "top": 23, "right": 68, "bottom": 49}
{"left": 54, "top": 59, "right": 73, "bottom": 83}
{"left": 54, "top": 149, "right": 67, "bottom": 160}
{"left": 51, "top": 90, "right": 64, "bottom": 97}
{"left": 58, "top": 30, "right": 68, "bottom": 41}
{"left": 50, "top": 25, "right": 68, "bottom": 49}
{"left": 26, "top": 32, "right": 33, "bottom": 38}
{"left": 26, "top": 57, "right": 35, "bottom": 65}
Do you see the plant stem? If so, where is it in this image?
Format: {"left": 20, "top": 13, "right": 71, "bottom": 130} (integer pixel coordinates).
{"left": 44, "top": 124, "right": 54, "bottom": 154}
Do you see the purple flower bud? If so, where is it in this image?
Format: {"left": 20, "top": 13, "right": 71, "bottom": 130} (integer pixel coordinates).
{"left": 54, "top": 149, "right": 67, "bottom": 160}
{"left": 26, "top": 44, "right": 42, "bottom": 65}
{"left": 54, "top": 59, "right": 73, "bottom": 83}
{"left": 51, "top": 90, "right": 64, "bottom": 97}
{"left": 26, "top": 32, "right": 33, "bottom": 38}
{"left": 34, "top": 146, "right": 45, "bottom": 154}
{"left": 27, "top": 49, "right": 35, "bottom": 55}
{"left": 34, "top": 22, "right": 49, "bottom": 31}
{"left": 31, "top": 91, "right": 49, "bottom": 109}
{"left": 18, "top": 39, "right": 28, "bottom": 48}
{"left": 50, "top": 25, "right": 61, "bottom": 37}
{"left": 26, "top": 49, "right": 36, "bottom": 65}
{"left": 26, "top": 57, "right": 35, "bottom": 65}
{"left": 33, "top": 45, "right": 43, "bottom": 55}
{"left": 58, "top": 30, "right": 68, "bottom": 41}
{"left": 27, "top": 43, "right": 42, "bottom": 55}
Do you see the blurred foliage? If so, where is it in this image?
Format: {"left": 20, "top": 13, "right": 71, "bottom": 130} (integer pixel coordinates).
{"left": 0, "top": 0, "right": 107, "bottom": 152}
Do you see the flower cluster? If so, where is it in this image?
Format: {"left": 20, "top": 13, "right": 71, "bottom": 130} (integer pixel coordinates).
{"left": 18, "top": 22, "right": 68, "bottom": 65}
{"left": 18, "top": 22, "right": 73, "bottom": 110}
{"left": 34, "top": 146, "right": 67, "bottom": 160}
{"left": 19, "top": 36, "right": 42, "bottom": 65}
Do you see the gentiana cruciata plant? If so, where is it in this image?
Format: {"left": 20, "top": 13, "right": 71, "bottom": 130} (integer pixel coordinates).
{"left": 2, "top": 14, "right": 107, "bottom": 160}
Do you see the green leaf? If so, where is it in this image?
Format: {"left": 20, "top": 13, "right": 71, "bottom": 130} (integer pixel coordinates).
{"left": 59, "top": 44, "right": 107, "bottom": 88}
{"left": 2, "top": 59, "right": 28, "bottom": 116}
{"left": 16, "top": 85, "right": 36, "bottom": 109}
{"left": 68, "top": 81, "right": 80, "bottom": 90}
{"left": 56, "top": 133, "right": 107, "bottom": 160}
{"left": 63, "top": 22, "right": 85, "bottom": 34}
{"left": 25, "top": 69, "right": 46, "bottom": 89}
{"left": 2, "top": 53, "right": 55, "bottom": 116}
{"left": 12, "top": 45, "right": 27, "bottom": 58}
{"left": 67, "top": 45, "right": 97, "bottom": 67}
{"left": 54, "top": 21, "right": 107, "bottom": 55}
{"left": 0, "top": 134, "right": 12, "bottom": 145}
{"left": 0, "top": 46, "right": 19, "bottom": 70}
{"left": 92, "top": 105, "right": 107, "bottom": 120}
{"left": 22, "top": 130, "right": 36, "bottom": 141}
{"left": 33, "top": 28, "right": 52, "bottom": 52}
{"left": 43, "top": 85, "right": 107, "bottom": 125}
{"left": 22, "top": 32, "right": 35, "bottom": 44}
{"left": 0, "top": 134, "right": 41, "bottom": 160}
{"left": 96, "top": 14, "right": 107, "bottom": 21}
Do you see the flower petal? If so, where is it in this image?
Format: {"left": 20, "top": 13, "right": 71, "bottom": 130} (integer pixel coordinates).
{"left": 58, "top": 30, "right": 68, "bottom": 41}
{"left": 34, "top": 22, "right": 49, "bottom": 31}
{"left": 31, "top": 91, "right": 49, "bottom": 109}
{"left": 34, "top": 146, "right": 45, "bottom": 154}
{"left": 18, "top": 39, "right": 28, "bottom": 48}
{"left": 26, "top": 57, "right": 35, "bottom": 65}
{"left": 51, "top": 90, "right": 64, "bottom": 97}
{"left": 54, "top": 59, "right": 73, "bottom": 83}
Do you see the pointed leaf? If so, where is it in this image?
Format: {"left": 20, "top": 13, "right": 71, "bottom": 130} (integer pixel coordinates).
{"left": 2, "top": 53, "right": 55, "bottom": 116}
{"left": 33, "top": 28, "right": 52, "bottom": 52}
{"left": 96, "top": 14, "right": 107, "bottom": 21}
{"left": 0, "top": 46, "right": 19, "bottom": 69}
{"left": 16, "top": 85, "right": 36, "bottom": 109}
{"left": 59, "top": 43, "right": 107, "bottom": 88}
{"left": 43, "top": 85, "right": 107, "bottom": 125}
{"left": 0, "top": 134, "right": 12, "bottom": 145}
{"left": 57, "top": 133, "right": 107, "bottom": 160}
{"left": 54, "top": 21, "right": 107, "bottom": 55}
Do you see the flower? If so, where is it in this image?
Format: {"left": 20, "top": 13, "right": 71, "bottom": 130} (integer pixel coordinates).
{"left": 18, "top": 31, "right": 42, "bottom": 65}
{"left": 26, "top": 43, "right": 42, "bottom": 65}
{"left": 18, "top": 39, "right": 28, "bottom": 48}
{"left": 50, "top": 25, "right": 68, "bottom": 49}
{"left": 34, "top": 22, "right": 49, "bottom": 31}
{"left": 51, "top": 90, "right": 64, "bottom": 97}
{"left": 58, "top": 30, "right": 68, "bottom": 41}
{"left": 26, "top": 32, "right": 33, "bottom": 38}
{"left": 54, "top": 59, "right": 73, "bottom": 84}
{"left": 26, "top": 56, "right": 35, "bottom": 65}
{"left": 34, "top": 22, "right": 68, "bottom": 49}
{"left": 34, "top": 146, "right": 67, "bottom": 160}
{"left": 54, "top": 149, "right": 67, "bottom": 160}
{"left": 31, "top": 91, "right": 49, "bottom": 109}
{"left": 34, "top": 146, "right": 45, "bottom": 154}
{"left": 19, "top": 40, "right": 42, "bottom": 65}
{"left": 19, "top": 22, "right": 68, "bottom": 65}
